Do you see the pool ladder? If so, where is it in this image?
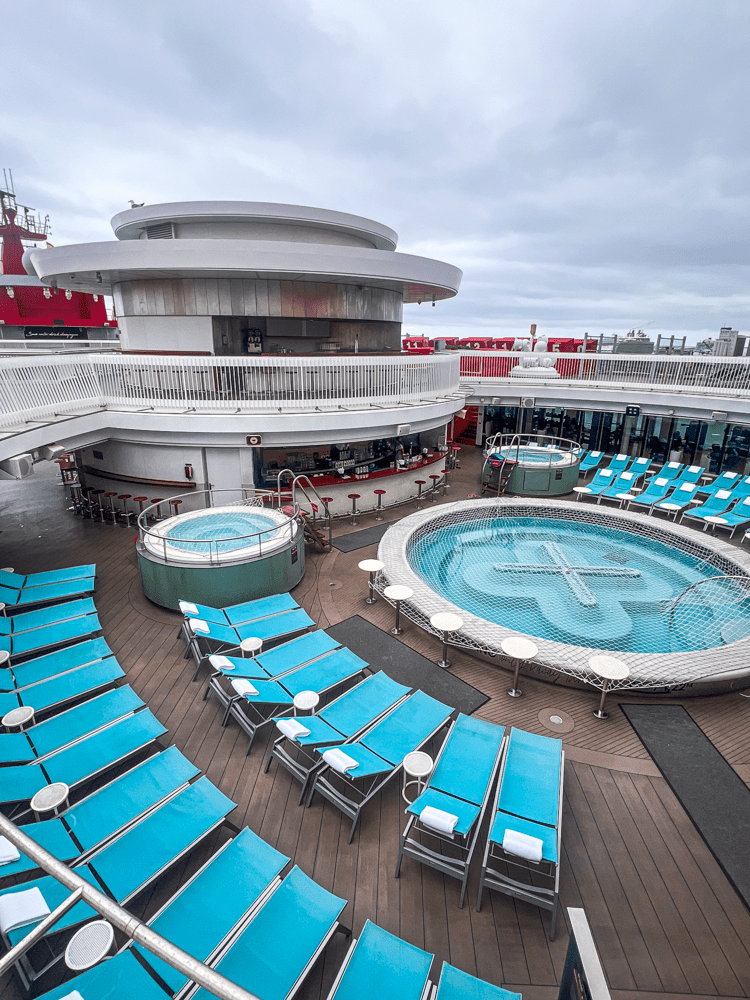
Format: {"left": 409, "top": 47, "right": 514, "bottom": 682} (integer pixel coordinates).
{"left": 275, "top": 470, "right": 332, "bottom": 551}
{"left": 481, "top": 432, "right": 519, "bottom": 497}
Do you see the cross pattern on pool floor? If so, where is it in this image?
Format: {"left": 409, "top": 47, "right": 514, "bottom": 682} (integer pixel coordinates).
{"left": 493, "top": 540, "right": 642, "bottom": 608}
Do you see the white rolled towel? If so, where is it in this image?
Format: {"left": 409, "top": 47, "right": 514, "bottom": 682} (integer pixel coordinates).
{"left": 231, "top": 679, "right": 258, "bottom": 697}
{"left": 503, "top": 828, "right": 543, "bottom": 862}
{"left": 179, "top": 601, "right": 199, "bottom": 615}
{"left": 322, "top": 747, "right": 359, "bottom": 773}
{"left": 189, "top": 619, "right": 210, "bottom": 634}
{"left": 0, "top": 836, "right": 20, "bottom": 865}
{"left": 420, "top": 805, "right": 458, "bottom": 835}
{"left": 0, "top": 886, "right": 51, "bottom": 934}
{"left": 276, "top": 718, "right": 311, "bottom": 740}
{"left": 209, "top": 654, "right": 234, "bottom": 671}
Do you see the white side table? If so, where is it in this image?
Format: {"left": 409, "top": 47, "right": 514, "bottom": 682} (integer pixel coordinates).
{"left": 0, "top": 650, "right": 11, "bottom": 669}
{"left": 657, "top": 502, "right": 682, "bottom": 520}
{"left": 2, "top": 705, "right": 35, "bottom": 732}
{"left": 402, "top": 750, "right": 433, "bottom": 804}
{"left": 65, "top": 919, "right": 115, "bottom": 971}
{"left": 358, "top": 559, "right": 385, "bottom": 606}
{"left": 572, "top": 487, "right": 591, "bottom": 501}
{"left": 703, "top": 515, "right": 727, "bottom": 533}
{"left": 293, "top": 690, "right": 320, "bottom": 716}
{"left": 589, "top": 654, "right": 630, "bottom": 720}
{"left": 30, "top": 782, "right": 70, "bottom": 820}
{"left": 501, "top": 635, "right": 538, "bottom": 698}
{"left": 383, "top": 585, "right": 413, "bottom": 636}
{"left": 429, "top": 612, "right": 464, "bottom": 670}
{"left": 240, "top": 637, "right": 263, "bottom": 658}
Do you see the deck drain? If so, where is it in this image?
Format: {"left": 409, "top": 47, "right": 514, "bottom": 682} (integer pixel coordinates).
{"left": 538, "top": 708, "right": 575, "bottom": 734}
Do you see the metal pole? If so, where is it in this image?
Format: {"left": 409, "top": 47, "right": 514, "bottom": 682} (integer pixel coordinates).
{"left": 0, "top": 813, "right": 262, "bottom": 1000}
{"left": 0, "top": 887, "right": 84, "bottom": 977}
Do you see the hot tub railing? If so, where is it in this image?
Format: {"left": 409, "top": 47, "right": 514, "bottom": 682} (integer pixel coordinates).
{"left": 136, "top": 488, "right": 301, "bottom": 566}
{"left": 482, "top": 432, "right": 584, "bottom": 496}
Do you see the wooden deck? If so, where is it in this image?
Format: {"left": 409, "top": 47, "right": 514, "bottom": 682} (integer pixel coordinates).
{"left": 2, "top": 455, "right": 750, "bottom": 999}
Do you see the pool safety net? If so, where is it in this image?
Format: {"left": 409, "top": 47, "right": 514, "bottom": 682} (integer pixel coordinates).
{"left": 375, "top": 500, "right": 750, "bottom": 692}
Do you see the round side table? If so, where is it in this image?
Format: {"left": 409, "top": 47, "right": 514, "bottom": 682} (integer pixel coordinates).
{"left": 589, "top": 654, "right": 630, "bottom": 720}
{"left": 358, "top": 558, "right": 385, "bottom": 605}
{"left": 0, "top": 650, "right": 10, "bottom": 668}
{"left": 65, "top": 919, "right": 115, "bottom": 971}
{"left": 31, "top": 782, "right": 70, "bottom": 820}
{"left": 383, "top": 584, "right": 413, "bottom": 636}
{"left": 293, "top": 690, "right": 320, "bottom": 716}
{"left": 501, "top": 635, "right": 538, "bottom": 698}
{"left": 240, "top": 637, "right": 263, "bottom": 658}
{"left": 429, "top": 612, "right": 464, "bottom": 670}
{"left": 658, "top": 502, "right": 682, "bottom": 519}
{"left": 402, "top": 750, "right": 433, "bottom": 804}
{"left": 2, "top": 705, "right": 35, "bottom": 732}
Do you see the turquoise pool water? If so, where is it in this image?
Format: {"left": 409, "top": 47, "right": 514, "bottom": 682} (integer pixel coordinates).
{"left": 165, "top": 511, "right": 279, "bottom": 555}
{"left": 408, "top": 516, "right": 750, "bottom": 653}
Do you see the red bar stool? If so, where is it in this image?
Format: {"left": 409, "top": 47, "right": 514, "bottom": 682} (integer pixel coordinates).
{"left": 442, "top": 469, "right": 450, "bottom": 495}
{"left": 150, "top": 498, "right": 165, "bottom": 522}
{"left": 169, "top": 498, "right": 183, "bottom": 517}
{"left": 133, "top": 497, "right": 149, "bottom": 522}
{"left": 103, "top": 492, "right": 118, "bottom": 525}
{"left": 347, "top": 493, "right": 361, "bottom": 526}
{"left": 90, "top": 489, "right": 106, "bottom": 522}
{"left": 321, "top": 497, "right": 333, "bottom": 519}
{"left": 414, "top": 480, "right": 426, "bottom": 510}
{"left": 452, "top": 444, "right": 461, "bottom": 469}
{"left": 117, "top": 494, "right": 133, "bottom": 526}
{"left": 373, "top": 488, "right": 387, "bottom": 521}
{"left": 429, "top": 474, "right": 441, "bottom": 502}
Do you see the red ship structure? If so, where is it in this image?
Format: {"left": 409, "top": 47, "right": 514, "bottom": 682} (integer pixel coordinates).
{"left": 0, "top": 171, "right": 115, "bottom": 341}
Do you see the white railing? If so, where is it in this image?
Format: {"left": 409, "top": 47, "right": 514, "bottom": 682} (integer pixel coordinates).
{"left": 0, "top": 339, "right": 120, "bottom": 352}
{"left": 459, "top": 351, "right": 750, "bottom": 396}
{"left": 0, "top": 353, "right": 461, "bottom": 428}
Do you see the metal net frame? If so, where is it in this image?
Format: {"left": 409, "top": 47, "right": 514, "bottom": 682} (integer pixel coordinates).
{"left": 375, "top": 497, "right": 750, "bottom": 693}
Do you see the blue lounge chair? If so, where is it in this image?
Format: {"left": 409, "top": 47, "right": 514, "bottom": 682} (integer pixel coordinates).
{"left": 0, "top": 685, "right": 144, "bottom": 764}
{"left": 729, "top": 475, "right": 750, "bottom": 500}
{"left": 695, "top": 470, "right": 741, "bottom": 496}
{"left": 673, "top": 464, "right": 704, "bottom": 485}
{"left": 477, "top": 728, "right": 564, "bottom": 938}
{"left": 185, "top": 608, "right": 315, "bottom": 674}
{"left": 219, "top": 646, "right": 370, "bottom": 753}
{"left": 0, "top": 596, "right": 97, "bottom": 636}
{"left": 0, "top": 609, "right": 101, "bottom": 661}
{"left": 37, "top": 950, "right": 167, "bottom": 1000}
{"left": 1, "top": 746, "right": 199, "bottom": 880}
{"left": 3, "top": 778, "right": 235, "bottom": 984}
{"left": 605, "top": 453, "right": 630, "bottom": 472}
{"left": 189, "top": 864, "right": 346, "bottom": 1000}
{"left": 1, "top": 636, "right": 114, "bottom": 691}
{"left": 624, "top": 476, "right": 674, "bottom": 511}
{"left": 199, "top": 627, "right": 340, "bottom": 684}
{"left": 0, "top": 656, "right": 125, "bottom": 720}
{"left": 577, "top": 450, "right": 603, "bottom": 475}
{"left": 396, "top": 714, "right": 505, "bottom": 907}
{"left": 308, "top": 690, "right": 453, "bottom": 842}
{"left": 434, "top": 963, "right": 522, "bottom": 1000}
{"left": 652, "top": 481, "right": 702, "bottom": 518}
{"left": 0, "top": 564, "right": 96, "bottom": 590}
{"left": 0, "top": 709, "right": 166, "bottom": 808}
{"left": 680, "top": 489, "right": 736, "bottom": 529}
{"left": 327, "top": 920, "right": 433, "bottom": 1000}
{"left": 629, "top": 456, "right": 652, "bottom": 478}
{"left": 646, "top": 460, "right": 684, "bottom": 484}
{"left": 266, "top": 670, "right": 412, "bottom": 803}
{"left": 0, "top": 576, "right": 96, "bottom": 610}
{"left": 705, "top": 495, "right": 750, "bottom": 537}
{"left": 179, "top": 591, "right": 298, "bottom": 631}
{"left": 572, "top": 467, "right": 616, "bottom": 500}
{"left": 134, "top": 826, "right": 289, "bottom": 993}
{"left": 596, "top": 469, "right": 641, "bottom": 505}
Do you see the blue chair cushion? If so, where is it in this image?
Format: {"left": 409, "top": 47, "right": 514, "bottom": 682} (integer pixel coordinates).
{"left": 318, "top": 672, "right": 410, "bottom": 738}
{"left": 224, "top": 592, "right": 299, "bottom": 626}
{"left": 436, "top": 962, "right": 522, "bottom": 1000}
{"left": 256, "top": 630, "right": 340, "bottom": 677}
{"left": 360, "top": 690, "right": 451, "bottom": 766}
{"left": 331, "top": 920, "right": 432, "bottom": 1000}
{"left": 9, "top": 637, "right": 113, "bottom": 688}
{"left": 429, "top": 714, "right": 504, "bottom": 806}
{"left": 497, "top": 728, "right": 561, "bottom": 828}
{"left": 0, "top": 819, "right": 77, "bottom": 878}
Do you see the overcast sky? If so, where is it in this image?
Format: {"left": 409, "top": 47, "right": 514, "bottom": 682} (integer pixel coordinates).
{"left": 3, "top": 0, "right": 749, "bottom": 343}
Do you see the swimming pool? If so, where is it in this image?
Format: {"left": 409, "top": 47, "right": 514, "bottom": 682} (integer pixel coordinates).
{"left": 143, "top": 505, "right": 294, "bottom": 564}
{"left": 490, "top": 445, "right": 576, "bottom": 467}
{"left": 377, "top": 498, "right": 750, "bottom": 692}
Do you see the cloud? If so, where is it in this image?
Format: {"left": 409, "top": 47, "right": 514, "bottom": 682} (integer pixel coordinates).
{"left": 3, "top": 0, "right": 749, "bottom": 340}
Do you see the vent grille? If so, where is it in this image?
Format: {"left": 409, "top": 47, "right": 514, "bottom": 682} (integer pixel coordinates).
{"left": 145, "top": 222, "right": 174, "bottom": 239}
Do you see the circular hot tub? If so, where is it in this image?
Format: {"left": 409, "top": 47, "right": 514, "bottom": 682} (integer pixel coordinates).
{"left": 482, "top": 434, "right": 583, "bottom": 497}
{"left": 137, "top": 493, "right": 305, "bottom": 610}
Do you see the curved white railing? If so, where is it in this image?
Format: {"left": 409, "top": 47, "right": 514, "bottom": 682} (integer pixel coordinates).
{"left": 0, "top": 352, "right": 462, "bottom": 429}
{"left": 459, "top": 350, "right": 750, "bottom": 396}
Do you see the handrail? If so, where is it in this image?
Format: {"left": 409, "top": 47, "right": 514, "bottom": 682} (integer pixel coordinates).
{"left": 290, "top": 474, "right": 334, "bottom": 549}
{"left": 0, "top": 812, "right": 261, "bottom": 1000}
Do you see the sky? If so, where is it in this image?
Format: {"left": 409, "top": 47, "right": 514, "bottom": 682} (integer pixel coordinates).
{"left": 3, "top": 0, "right": 749, "bottom": 345}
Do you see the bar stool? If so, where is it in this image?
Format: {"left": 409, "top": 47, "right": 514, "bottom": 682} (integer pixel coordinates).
{"left": 117, "top": 494, "right": 134, "bottom": 526}
{"left": 69, "top": 484, "right": 85, "bottom": 515}
{"left": 589, "top": 654, "right": 630, "bottom": 720}
{"left": 429, "top": 612, "right": 464, "bottom": 669}
{"left": 133, "top": 496, "right": 149, "bottom": 522}
{"left": 414, "top": 480, "right": 426, "bottom": 509}
{"left": 373, "top": 489, "right": 387, "bottom": 521}
{"left": 383, "top": 584, "right": 413, "bottom": 636}
{"left": 347, "top": 493, "right": 361, "bottom": 526}
{"left": 169, "top": 498, "right": 183, "bottom": 517}
{"left": 90, "top": 489, "right": 106, "bottom": 521}
{"left": 442, "top": 469, "right": 450, "bottom": 495}
{"left": 150, "top": 498, "right": 165, "bottom": 522}
{"left": 429, "top": 474, "right": 441, "bottom": 502}
{"left": 321, "top": 497, "right": 333, "bottom": 519}
{"left": 501, "top": 635, "right": 538, "bottom": 698}
{"left": 452, "top": 445, "right": 461, "bottom": 469}
{"left": 358, "top": 558, "right": 384, "bottom": 605}
{"left": 77, "top": 485, "right": 93, "bottom": 517}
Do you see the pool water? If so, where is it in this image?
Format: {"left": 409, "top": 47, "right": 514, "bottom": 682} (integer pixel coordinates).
{"left": 408, "top": 516, "right": 750, "bottom": 653}
{"left": 165, "top": 511, "right": 280, "bottom": 555}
